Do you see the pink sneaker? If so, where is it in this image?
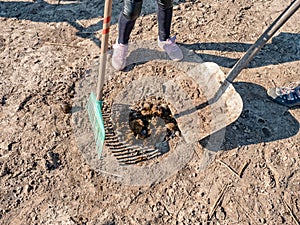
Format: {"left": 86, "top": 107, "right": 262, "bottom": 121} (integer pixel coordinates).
{"left": 158, "top": 36, "right": 183, "bottom": 61}
{"left": 112, "top": 41, "right": 128, "bottom": 71}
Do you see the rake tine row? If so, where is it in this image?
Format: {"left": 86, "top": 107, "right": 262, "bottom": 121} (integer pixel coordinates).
{"left": 110, "top": 144, "right": 155, "bottom": 155}
{"left": 118, "top": 151, "right": 162, "bottom": 165}
{"left": 111, "top": 147, "right": 139, "bottom": 153}
{"left": 114, "top": 147, "right": 159, "bottom": 160}
{"left": 106, "top": 141, "right": 127, "bottom": 148}
{"left": 102, "top": 108, "right": 166, "bottom": 165}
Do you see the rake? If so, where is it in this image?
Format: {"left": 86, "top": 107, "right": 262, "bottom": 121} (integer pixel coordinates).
{"left": 86, "top": 0, "right": 112, "bottom": 158}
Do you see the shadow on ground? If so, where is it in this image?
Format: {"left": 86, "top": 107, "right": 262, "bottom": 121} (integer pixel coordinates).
{"left": 0, "top": 0, "right": 185, "bottom": 45}
{"left": 0, "top": 0, "right": 120, "bottom": 45}
{"left": 1, "top": 1, "right": 299, "bottom": 68}
{"left": 199, "top": 82, "right": 300, "bottom": 151}
{"left": 182, "top": 32, "right": 300, "bottom": 68}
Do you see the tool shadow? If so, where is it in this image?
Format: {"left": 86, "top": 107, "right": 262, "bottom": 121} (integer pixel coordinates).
{"left": 121, "top": 32, "right": 300, "bottom": 74}
{"left": 199, "top": 82, "right": 300, "bottom": 151}
{"left": 181, "top": 32, "right": 300, "bottom": 68}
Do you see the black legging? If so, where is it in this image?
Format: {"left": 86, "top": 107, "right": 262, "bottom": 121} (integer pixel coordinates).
{"left": 118, "top": 0, "right": 173, "bottom": 44}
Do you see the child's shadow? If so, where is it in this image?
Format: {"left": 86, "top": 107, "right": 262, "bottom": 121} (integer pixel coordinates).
{"left": 0, "top": 0, "right": 118, "bottom": 45}
{"left": 0, "top": 0, "right": 164, "bottom": 45}
{"left": 200, "top": 82, "right": 300, "bottom": 151}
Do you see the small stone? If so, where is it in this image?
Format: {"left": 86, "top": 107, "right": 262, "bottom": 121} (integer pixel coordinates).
{"left": 259, "top": 218, "right": 267, "bottom": 224}
{"left": 174, "top": 131, "right": 180, "bottom": 137}
{"left": 152, "top": 205, "right": 157, "bottom": 212}
{"left": 143, "top": 102, "right": 151, "bottom": 110}
{"left": 24, "top": 184, "right": 33, "bottom": 193}
{"left": 141, "top": 109, "right": 150, "bottom": 116}
{"left": 262, "top": 127, "right": 271, "bottom": 137}
{"left": 190, "top": 173, "right": 197, "bottom": 177}
{"left": 151, "top": 105, "right": 161, "bottom": 115}
{"left": 161, "top": 103, "right": 168, "bottom": 109}
{"left": 60, "top": 102, "right": 72, "bottom": 114}
{"left": 165, "top": 122, "right": 176, "bottom": 131}
{"left": 215, "top": 207, "right": 226, "bottom": 220}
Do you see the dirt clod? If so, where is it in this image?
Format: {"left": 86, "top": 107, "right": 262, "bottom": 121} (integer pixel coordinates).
{"left": 129, "top": 96, "right": 181, "bottom": 140}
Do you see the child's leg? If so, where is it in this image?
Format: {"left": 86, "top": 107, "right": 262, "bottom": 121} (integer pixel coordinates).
{"left": 113, "top": 0, "right": 143, "bottom": 70}
{"left": 118, "top": 0, "right": 143, "bottom": 44}
{"left": 156, "top": 0, "right": 182, "bottom": 61}
{"left": 157, "top": 0, "right": 173, "bottom": 41}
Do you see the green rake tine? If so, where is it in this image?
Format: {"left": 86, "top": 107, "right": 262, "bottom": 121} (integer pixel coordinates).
{"left": 86, "top": 93, "right": 105, "bottom": 158}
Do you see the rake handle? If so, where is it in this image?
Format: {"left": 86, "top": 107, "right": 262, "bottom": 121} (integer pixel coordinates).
{"left": 211, "top": 0, "right": 300, "bottom": 104}
{"left": 96, "top": 0, "right": 113, "bottom": 101}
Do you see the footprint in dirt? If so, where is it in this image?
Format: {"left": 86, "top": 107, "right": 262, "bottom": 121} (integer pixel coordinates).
{"left": 200, "top": 82, "right": 300, "bottom": 151}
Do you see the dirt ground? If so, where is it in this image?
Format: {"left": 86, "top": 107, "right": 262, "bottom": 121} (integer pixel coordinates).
{"left": 1, "top": 0, "right": 300, "bottom": 224}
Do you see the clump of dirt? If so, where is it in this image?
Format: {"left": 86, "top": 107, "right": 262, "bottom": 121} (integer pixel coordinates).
{"left": 129, "top": 96, "right": 180, "bottom": 140}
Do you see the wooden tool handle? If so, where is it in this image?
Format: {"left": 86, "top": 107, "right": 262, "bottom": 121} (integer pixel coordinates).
{"left": 96, "top": 0, "right": 113, "bottom": 101}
